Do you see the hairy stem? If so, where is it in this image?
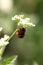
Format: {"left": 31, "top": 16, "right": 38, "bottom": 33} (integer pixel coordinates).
{"left": 8, "top": 29, "right": 18, "bottom": 41}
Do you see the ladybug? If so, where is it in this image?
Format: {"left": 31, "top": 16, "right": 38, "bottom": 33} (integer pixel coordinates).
{"left": 16, "top": 28, "right": 26, "bottom": 38}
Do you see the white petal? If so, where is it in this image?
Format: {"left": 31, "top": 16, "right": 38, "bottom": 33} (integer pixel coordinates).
{"left": 12, "top": 15, "right": 24, "bottom": 21}
{"left": 0, "top": 40, "right": 9, "bottom": 46}
{"left": 4, "top": 35, "right": 9, "bottom": 40}
{"left": 0, "top": 35, "right": 9, "bottom": 46}
{"left": 4, "top": 41, "right": 9, "bottom": 45}
{"left": 25, "top": 18, "right": 30, "bottom": 21}
{"left": 18, "top": 18, "right": 35, "bottom": 27}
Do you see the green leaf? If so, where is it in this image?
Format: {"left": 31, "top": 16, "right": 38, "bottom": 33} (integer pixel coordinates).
{"left": 2, "top": 56, "right": 18, "bottom": 65}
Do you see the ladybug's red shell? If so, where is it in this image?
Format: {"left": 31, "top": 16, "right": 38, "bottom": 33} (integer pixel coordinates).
{"left": 16, "top": 28, "right": 26, "bottom": 38}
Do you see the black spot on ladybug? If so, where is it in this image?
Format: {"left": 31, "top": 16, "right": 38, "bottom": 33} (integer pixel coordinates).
{"left": 16, "top": 28, "right": 26, "bottom": 38}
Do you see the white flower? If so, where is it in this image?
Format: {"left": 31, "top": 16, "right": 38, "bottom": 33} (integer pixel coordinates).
{"left": 12, "top": 15, "right": 36, "bottom": 28}
{"left": 4, "top": 35, "right": 9, "bottom": 40}
{"left": 0, "top": 27, "right": 3, "bottom": 32}
{"left": 18, "top": 18, "right": 35, "bottom": 28}
{"left": 0, "top": 35, "right": 9, "bottom": 46}
{"left": 12, "top": 15, "right": 24, "bottom": 21}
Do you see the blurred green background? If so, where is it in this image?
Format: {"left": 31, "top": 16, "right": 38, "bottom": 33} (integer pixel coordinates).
{"left": 0, "top": 0, "right": 43, "bottom": 65}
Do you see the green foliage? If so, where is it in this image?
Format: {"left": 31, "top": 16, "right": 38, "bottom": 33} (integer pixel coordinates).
{"left": 2, "top": 56, "right": 17, "bottom": 65}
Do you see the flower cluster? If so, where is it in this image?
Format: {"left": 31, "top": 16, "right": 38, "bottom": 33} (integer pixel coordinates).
{"left": 0, "top": 27, "right": 9, "bottom": 47}
{"left": 12, "top": 15, "right": 35, "bottom": 28}
{"left": 0, "top": 27, "right": 9, "bottom": 60}
{"left": 0, "top": 35, "right": 9, "bottom": 46}
{"left": 12, "top": 15, "right": 24, "bottom": 21}
{"left": 18, "top": 18, "right": 35, "bottom": 28}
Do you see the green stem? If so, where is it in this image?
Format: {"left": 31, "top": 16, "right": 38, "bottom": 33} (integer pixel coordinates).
{"left": 8, "top": 28, "right": 18, "bottom": 41}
